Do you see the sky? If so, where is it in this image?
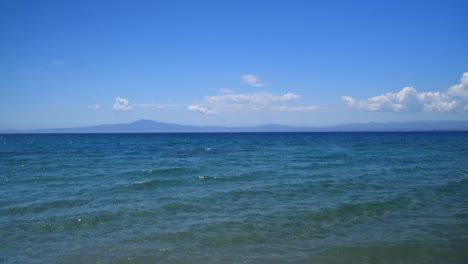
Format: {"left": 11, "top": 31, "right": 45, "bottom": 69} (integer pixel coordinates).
{"left": 1, "top": 0, "right": 467, "bottom": 129}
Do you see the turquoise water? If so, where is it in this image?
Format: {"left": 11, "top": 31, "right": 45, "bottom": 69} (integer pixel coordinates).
{"left": 1, "top": 133, "right": 468, "bottom": 263}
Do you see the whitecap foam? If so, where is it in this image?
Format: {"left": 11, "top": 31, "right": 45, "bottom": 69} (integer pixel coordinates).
{"left": 133, "top": 180, "right": 152, "bottom": 184}
{"left": 198, "top": 176, "right": 217, "bottom": 180}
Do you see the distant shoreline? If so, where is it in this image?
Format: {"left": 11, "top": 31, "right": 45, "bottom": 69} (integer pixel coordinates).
{"left": 1, "top": 119, "right": 468, "bottom": 134}
{"left": 2, "top": 131, "right": 468, "bottom": 135}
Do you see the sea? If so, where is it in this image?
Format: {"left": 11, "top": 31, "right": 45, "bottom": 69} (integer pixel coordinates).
{"left": 1, "top": 132, "right": 467, "bottom": 264}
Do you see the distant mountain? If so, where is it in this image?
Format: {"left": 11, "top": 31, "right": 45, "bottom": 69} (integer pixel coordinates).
{"left": 1, "top": 120, "right": 468, "bottom": 133}
{"left": 332, "top": 121, "right": 468, "bottom": 132}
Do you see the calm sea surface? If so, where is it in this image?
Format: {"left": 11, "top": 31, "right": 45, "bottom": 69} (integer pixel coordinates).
{"left": 1, "top": 133, "right": 468, "bottom": 263}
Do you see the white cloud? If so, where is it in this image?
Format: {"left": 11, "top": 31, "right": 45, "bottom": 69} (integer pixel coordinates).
{"left": 241, "top": 74, "right": 270, "bottom": 87}
{"left": 448, "top": 72, "right": 468, "bottom": 99}
{"left": 187, "top": 105, "right": 216, "bottom": 114}
{"left": 88, "top": 104, "right": 100, "bottom": 110}
{"left": 271, "top": 105, "right": 321, "bottom": 112}
{"left": 282, "top": 93, "right": 301, "bottom": 101}
{"left": 188, "top": 91, "right": 302, "bottom": 114}
{"left": 113, "top": 97, "right": 133, "bottom": 112}
{"left": 342, "top": 96, "right": 357, "bottom": 108}
{"left": 342, "top": 73, "right": 468, "bottom": 112}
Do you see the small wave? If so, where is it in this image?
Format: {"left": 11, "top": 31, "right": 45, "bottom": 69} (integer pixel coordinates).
{"left": 158, "top": 202, "right": 210, "bottom": 213}
{"left": 4, "top": 199, "right": 88, "bottom": 215}
{"left": 129, "top": 178, "right": 186, "bottom": 189}
{"left": 436, "top": 174, "right": 468, "bottom": 192}
{"left": 139, "top": 167, "right": 199, "bottom": 176}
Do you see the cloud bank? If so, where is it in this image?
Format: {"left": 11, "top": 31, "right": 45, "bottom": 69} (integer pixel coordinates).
{"left": 187, "top": 91, "right": 306, "bottom": 114}
{"left": 271, "top": 105, "right": 321, "bottom": 112}
{"left": 342, "top": 72, "right": 468, "bottom": 112}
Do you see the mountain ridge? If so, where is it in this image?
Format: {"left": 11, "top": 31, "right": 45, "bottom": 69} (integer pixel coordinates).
{"left": 1, "top": 120, "right": 468, "bottom": 133}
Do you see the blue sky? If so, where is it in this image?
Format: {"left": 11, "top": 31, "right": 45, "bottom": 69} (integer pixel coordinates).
{"left": 1, "top": 0, "right": 467, "bottom": 129}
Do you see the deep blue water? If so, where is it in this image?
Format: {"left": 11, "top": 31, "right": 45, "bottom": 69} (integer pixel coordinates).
{"left": 1, "top": 132, "right": 468, "bottom": 263}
